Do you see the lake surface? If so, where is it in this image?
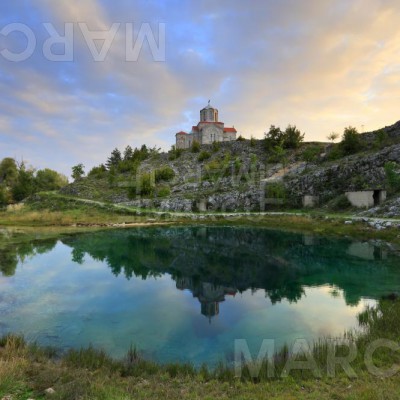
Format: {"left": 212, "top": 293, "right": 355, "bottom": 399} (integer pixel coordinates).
{"left": 1, "top": 226, "right": 400, "bottom": 366}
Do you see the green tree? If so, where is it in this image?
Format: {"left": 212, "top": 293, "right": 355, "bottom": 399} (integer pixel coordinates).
{"left": 35, "top": 169, "right": 68, "bottom": 191}
{"left": 123, "top": 145, "right": 134, "bottom": 161}
{"left": 0, "top": 185, "right": 8, "bottom": 206}
{"left": 88, "top": 164, "right": 107, "bottom": 178}
{"left": 0, "top": 158, "right": 18, "bottom": 186}
{"left": 340, "top": 126, "right": 361, "bottom": 155}
{"left": 106, "top": 148, "right": 122, "bottom": 169}
{"left": 11, "top": 163, "right": 35, "bottom": 201}
{"left": 283, "top": 125, "right": 304, "bottom": 149}
{"left": 71, "top": 164, "right": 85, "bottom": 181}
{"left": 264, "top": 125, "right": 284, "bottom": 151}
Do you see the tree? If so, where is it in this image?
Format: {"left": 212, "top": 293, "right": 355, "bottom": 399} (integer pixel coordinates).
{"left": 123, "top": 145, "right": 134, "bottom": 161}
{"left": 71, "top": 164, "right": 85, "bottom": 181}
{"left": 264, "top": 125, "right": 284, "bottom": 150}
{"left": 0, "top": 185, "right": 8, "bottom": 206}
{"left": 35, "top": 168, "right": 68, "bottom": 191}
{"left": 340, "top": 126, "right": 361, "bottom": 155}
{"left": 283, "top": 125, "right": 304, "bottom": 149}
{"left": 106, "top": 148, "right": 122, "bottom": 169}
{"left": 0, "top": 158, "right": 18, "bottom": 186}
{"left": 327, "top": 132, "right": 339, "bottom": 143}
{"left": 11, "top": 162, "right": 35, "bottom": 201}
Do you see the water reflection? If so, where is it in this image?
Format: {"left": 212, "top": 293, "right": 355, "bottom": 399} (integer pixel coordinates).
{"left": 2, "top": 227, "right": 396, "bottom": 319}
{"left": 1, "top": 227, "right": 399, "bottom": 364}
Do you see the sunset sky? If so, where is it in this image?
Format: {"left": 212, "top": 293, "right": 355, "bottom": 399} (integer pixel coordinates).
{"left": 0, "top": 0, "right": 399, "bottom": 175}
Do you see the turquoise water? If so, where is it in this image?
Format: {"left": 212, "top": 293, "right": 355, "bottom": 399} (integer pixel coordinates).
{"left": 1, "top": 226, "right": 400, "bottom": 366}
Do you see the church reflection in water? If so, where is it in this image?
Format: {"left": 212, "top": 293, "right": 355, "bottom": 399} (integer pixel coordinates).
{"left": 176, "top": 277, "right": 237, "bottom": 320}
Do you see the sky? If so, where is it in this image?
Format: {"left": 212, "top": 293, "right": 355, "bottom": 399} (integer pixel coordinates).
{"left": 0, "top": 0, "right": 399, "bottom": 176}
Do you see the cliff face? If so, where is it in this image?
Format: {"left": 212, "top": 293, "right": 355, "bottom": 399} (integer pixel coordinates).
{"left": 61, "top": 121, "right": 400, "bottom": 214}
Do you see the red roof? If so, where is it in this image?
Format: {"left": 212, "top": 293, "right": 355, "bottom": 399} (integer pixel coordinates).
{"left": 224, "top": 127, "right": 237, "bottom": 133}
{"left": 176, "top": 131, "right": 187, "bottom": 135}
{"left": 192, "top": 126, "right": 199, "bottom": 132}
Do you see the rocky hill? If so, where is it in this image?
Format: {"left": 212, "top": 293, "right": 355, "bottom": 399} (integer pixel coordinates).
{"left": 60, "top": 121, "right": 400, "bottom": 215}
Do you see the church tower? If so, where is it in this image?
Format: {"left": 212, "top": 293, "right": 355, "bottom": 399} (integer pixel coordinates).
{"left": 200, "top": 100, "right": 219, "bottom": 122}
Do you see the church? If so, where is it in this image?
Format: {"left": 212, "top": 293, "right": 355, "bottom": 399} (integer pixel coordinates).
{"left": 175, "top": 102, "right": 237, "bottom": 149}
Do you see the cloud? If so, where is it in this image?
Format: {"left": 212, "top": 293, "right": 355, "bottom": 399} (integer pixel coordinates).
{"left": 0, "top": 0, "right": 399, "bottom": 174}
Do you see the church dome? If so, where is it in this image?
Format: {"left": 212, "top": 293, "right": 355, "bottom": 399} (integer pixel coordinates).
{"left": 200, "top": 101, "right": 219, "bottom": 122}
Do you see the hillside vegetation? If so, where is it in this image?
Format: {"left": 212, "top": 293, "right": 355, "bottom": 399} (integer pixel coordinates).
{"left": 58, "top": 121, "right": 400, "bottom": 215}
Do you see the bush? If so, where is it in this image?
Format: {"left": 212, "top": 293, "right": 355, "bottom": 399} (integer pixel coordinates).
{"left": 157, "top": 185, "right": 171, "bottom": 198}
{"left": 340, "top": 126, "right": 362, "bottom": 155}
{"left": 373, "top": 129, "right": 389, "bottom": 149}
{"left": 128, "top": 173, "right": 155, "bottom": 198}
{"left": 88, "top": 164, "right": 107, "bottom": 179}
{"left": 250, "top": 136, "right": 257, "bottom": 147}
{"left": 385, "top": 162, "right": 400, "bottom": 193}
{"left": 329, "top": 194, "right": 352, "bottom": 211}
{"left": 155, "top": 167, "right": 175, "bottom": 183}
{"left": 283, "top": 125, "right": 304, "bottom": 149}
{"left": 198, "top": 151, "right": 211, "bottom": 162}
{"left": 211, "top": 141, "right": 221, "bottom": 152}
{"left": 191, "top": 140, "right": 201, "bottom": 153}
{"left": 302, "top": 145, "right": 322, "bottom": 164}
{"left": 168, "top": 146, "right": 184, "bottom": 161}
{"left": 265, "top": 183, "right": 286, "bottom": 199}
{"left": 236, "top": 135, "right": 246, "bottom": 141}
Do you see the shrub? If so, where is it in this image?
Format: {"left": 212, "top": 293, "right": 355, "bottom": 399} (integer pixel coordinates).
{"left": 168, "top": 146, "right": 184, "bottom": 161}
{"left": 340, "top": 126, "right": 362, "bottom": 155}
{"left": 236, "top": 135, "right": 246, "bottom": 141}
{"left": 128, "top": 172, "right": 155, "bottom": 198}
{"left": 155, "top": 167, "right": 175, "bottom": 183}
{"left": 283, "top": 125, "right": 304, "bottom": 149}
{"left": 198, "top": 151, "right": 211, "bottom": 162}
{"left": 329, "top": 194, "right": 352, "bottom": 211}
{"left": 88, "top": 164, "right": 107, "bottom": 179}
{"left": 264, "top": 125, "right": 284, "bottom": 151}
{"left": 265, "top": 183, "right": 286, "bottom": 199}
{"left": 302, "top": 145, "right": 322, "bottom": 164}
{"left": 157, "top": 185, "right": 171, "bottom": 198}
{"left": 250, "top": 136, "right": 257, "bottom": 147}
{"left": 191, "top": 140, "right": 201, "bottom": 153}
{"left": 373, "top": 129, "right": 389, "bottom": 149}
{"left": 211, "top": 141, "right": 221, "bottom": 152}
{"left": 385, "top": 162, "right": 400, "bottom": 193}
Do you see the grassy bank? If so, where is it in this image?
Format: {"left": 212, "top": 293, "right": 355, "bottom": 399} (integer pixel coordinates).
{"left": 1, "top": 192, "right": 400, "bottom": 244}
{"left": 1, "top": 299, "right": 400, "bottom": 399}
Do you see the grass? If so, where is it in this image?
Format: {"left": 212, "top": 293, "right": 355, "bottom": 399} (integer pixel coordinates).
{"left": 1, "top": 299, "right": 400, "bottom": 399}
{"left": 1, "top": 192, "right": 400, "bottom": 245}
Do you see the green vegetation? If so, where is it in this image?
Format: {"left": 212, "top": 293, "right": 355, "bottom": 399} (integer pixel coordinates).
{"left": 385, "top": 162, "right": 400, "bottom": 194}
{"left": 211, "top": 141, "right": 221, "bottom": 152}
{"left": 155, "top": 166, "right": 175, "bottom": 183}
{"left": 198, "top": 150, "right": 211, "bottom": 162}
{"left": 236, "top": 134, "right": 246, "bottom": 141}
{"left": 340, "top": 126, "right": 362, "bottom": 155}
{"left": 168, "top": 145, "right": 184, "bottom": 160}
{"left": 71, "top": 163, "right": 85, "bottom": 181}
{"left": 191, "top": 140, "right": 201, "bottom": 153}
{"left": 264, "top": 124, "right": 305, "bottom": 151}
{"left": 1, "top": 298, "right": 400, "bottom": 399}
{"left": 0, "top": 158, "right": 68, "bottom": 207}
{"left": 302, "top": 144, "right": 322, "bottom": 165}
